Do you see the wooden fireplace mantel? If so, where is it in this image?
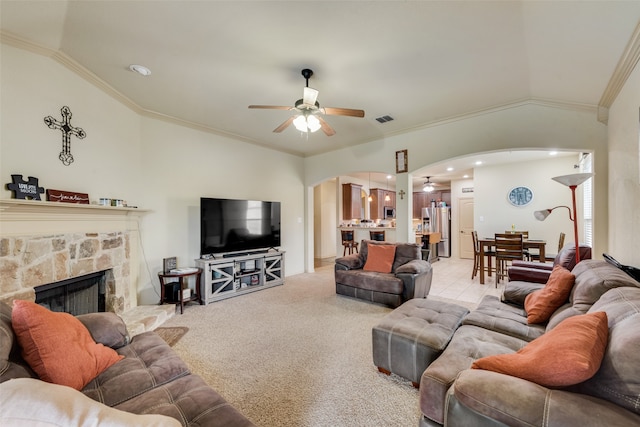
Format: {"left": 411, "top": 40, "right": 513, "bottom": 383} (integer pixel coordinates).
{"left": 0, "top": 198, "right": 150, "bottom": 236}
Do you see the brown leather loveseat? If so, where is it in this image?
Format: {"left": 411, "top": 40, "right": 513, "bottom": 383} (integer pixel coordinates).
{"left": 335, "top": 240, "right": 433, "bottom": 308}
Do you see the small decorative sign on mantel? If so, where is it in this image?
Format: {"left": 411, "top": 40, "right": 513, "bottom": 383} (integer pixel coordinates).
{"left": 462, "top": 187, "right": 474, "bottom": 193}
{"left": 46, "top": 189, "right": 90, "bottom": 204}
{"left": 6, "top": 175, "right": 45, "bottom": 200}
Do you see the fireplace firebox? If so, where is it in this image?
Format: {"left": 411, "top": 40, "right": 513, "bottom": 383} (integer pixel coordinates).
{"left": 35, "top": 270, "right": 107, "bottom": 315}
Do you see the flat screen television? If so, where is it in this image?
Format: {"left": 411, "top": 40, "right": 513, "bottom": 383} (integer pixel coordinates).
{"left": 200, "top": 197, "right": 281, "bottom": 256}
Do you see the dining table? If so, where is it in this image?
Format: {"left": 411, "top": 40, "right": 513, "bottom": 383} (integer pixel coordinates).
{"left": 478, "top": 237, "right": 546, "bottom": 285}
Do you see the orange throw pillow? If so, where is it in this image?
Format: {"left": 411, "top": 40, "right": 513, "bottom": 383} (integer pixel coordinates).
{"left": 12, "top": 300, "right": 124, "bottom": 390}
{"left": 524, "top": 264, "right": 575, "bottom": 324}
{"left": 363, "top": 244, "right": 396, "bottom": 273}
{"left": 472, "top": 311, "right": 608, "bottom": 387}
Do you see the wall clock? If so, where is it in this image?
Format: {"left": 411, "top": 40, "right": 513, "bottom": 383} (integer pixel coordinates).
{"left": 508, "top": 186, "right": 533, "bottom": 207}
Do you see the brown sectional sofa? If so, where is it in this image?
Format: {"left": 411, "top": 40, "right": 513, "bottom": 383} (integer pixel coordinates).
{"left": 418, "top": 259, "right": 640, "bottom": 427}
{"left": 335, "top": 240, "right": 433, "bottom": 307}
{"left": 0, "top": 301, "right": 255, "bottom": 427}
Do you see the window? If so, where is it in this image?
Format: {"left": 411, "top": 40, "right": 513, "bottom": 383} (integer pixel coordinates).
{"left": 582, "top": 154, "right": 593, "bottom": 247}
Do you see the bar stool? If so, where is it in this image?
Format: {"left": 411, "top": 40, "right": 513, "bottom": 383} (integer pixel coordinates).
{"left": 370, "top": 230, "right": 385, "bottom": 241}
{"left": 341, "top": 230, "right": 359, "bottom": 255}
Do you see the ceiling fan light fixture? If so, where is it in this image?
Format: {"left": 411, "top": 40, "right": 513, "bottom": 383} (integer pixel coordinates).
{"left": 293, "top": 114, "right": 321, "bottom": 133}
{"left": 293, "top": 115, "right": 307, "bottom": 132}
{"left": 423, "top": 176, "right": 434, "bottom": 192}
{"left": 307, "top": 115, "right": 321, "bottom": 132}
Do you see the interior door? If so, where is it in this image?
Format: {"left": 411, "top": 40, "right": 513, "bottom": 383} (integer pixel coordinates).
{"left": 458, "top": 197, "right": 474, "bottom": 259}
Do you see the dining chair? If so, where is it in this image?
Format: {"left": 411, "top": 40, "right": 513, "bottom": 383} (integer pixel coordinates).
{"left": 369, "top": 230, "right": 385, "bottom": 241}
{"left": 494, "top": 233, "right": 524, "bottom": 286}
{"left": 471, "top": 231, "right": 495, "bottom": 280}
{"left": 341, "top": 230, "right": 359, "bottom": 255}
{"left": 543, "top": 232, "right": 566, "bottom": 262}
{"left": 506, "top": 230, "right": 530, "bottom": 260}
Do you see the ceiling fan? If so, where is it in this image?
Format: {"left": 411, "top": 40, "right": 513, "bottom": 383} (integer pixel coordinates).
{"left": 422, "top": 177, "right": 439, "bottom": 192}
{"left": 248, "top": 69, "right": 365, "bottom": 136}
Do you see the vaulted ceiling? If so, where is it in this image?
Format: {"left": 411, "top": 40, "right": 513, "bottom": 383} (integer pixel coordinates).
{"left": 2, "top": 1, "right": 639, "bottom": 158}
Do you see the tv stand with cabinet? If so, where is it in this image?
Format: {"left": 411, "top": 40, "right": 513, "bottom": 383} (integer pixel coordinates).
{"left": 196, "top": 250, "right": 284, "bottom": 304}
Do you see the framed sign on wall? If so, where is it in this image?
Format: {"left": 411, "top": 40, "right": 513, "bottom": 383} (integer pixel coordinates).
{"left": 395, "top": 149, "right": 408, "bottom": 173}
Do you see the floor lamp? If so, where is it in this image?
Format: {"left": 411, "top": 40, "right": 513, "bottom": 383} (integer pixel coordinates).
{"left": 533, "top": 173, "right": 594, "bottom": 264}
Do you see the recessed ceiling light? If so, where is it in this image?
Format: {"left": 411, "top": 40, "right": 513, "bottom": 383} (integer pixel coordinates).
{"left": 386, "top": 175, "right": 392, "bottom": 179}
{"left": 549, "top": 151, "right": 558, "bottom": 156}
{"left": 446, "top": 167, "right": 454, "bottom": 171}
{"left": 463, "top": 174, "right": 469, "bottom": 178}
{"left": 475, "top": 161, "right": 483, "bottom": 166}
{"left": 129, "top": 64, "right": 151, "bottom": 76}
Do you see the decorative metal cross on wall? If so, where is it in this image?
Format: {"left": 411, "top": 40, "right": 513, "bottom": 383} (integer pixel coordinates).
{"left": 44, "top": 106, "right": 86, "bottom": 166}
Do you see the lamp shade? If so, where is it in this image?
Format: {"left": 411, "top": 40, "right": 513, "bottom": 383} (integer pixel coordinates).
{"left": 534, "top": 210, "right": 551, "bottom": 221}
{"left": 552, "top": 173, "right": 593, "bottom": 187}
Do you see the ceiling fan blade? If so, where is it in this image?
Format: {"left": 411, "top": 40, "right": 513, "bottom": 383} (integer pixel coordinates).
{"left": 322, "top": 107, "right": 365, "bottom": 118}
{"left": 273, "top": 116, "right": 295, "bottom": 133}
{"left": 317, "top": 117, "right": 336, "bottom": 136}
{"left": 248, "top": 105, "right": 292, "bottom": 110}
{"left": 303, "top": 87, "right": 319, "bottom": 106}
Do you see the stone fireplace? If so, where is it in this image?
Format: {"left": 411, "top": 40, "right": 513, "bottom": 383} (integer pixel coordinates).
{"left": 35, "top": 270, "right": 107, "bottom": 315}
{"left": 0, "top": 199, "right": 147, "bottom": 314}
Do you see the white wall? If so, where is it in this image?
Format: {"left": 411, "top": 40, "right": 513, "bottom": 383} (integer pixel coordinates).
{"left": 1, "top": 44, "right": 306, "bottom": 305}
{"left": 0, "top": 45, "right": 141, "bottom": 203}
{"left": 137, "top": 118, "right": 305, "bottom": 304}
{"left": 607, "top": 60, "right": 640, "bottom": 265}
{"left": 474, "top": 155, "right": 579, "bottom": 247}
{"left": 313, "top": 179, "right": 337, "bottom": 259}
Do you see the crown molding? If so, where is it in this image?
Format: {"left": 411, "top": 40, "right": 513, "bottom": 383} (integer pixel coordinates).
{"left": 597, "top": 21, "right": 640, "bottom": 124}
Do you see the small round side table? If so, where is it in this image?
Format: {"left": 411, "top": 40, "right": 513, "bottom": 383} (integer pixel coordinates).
{"left": 158, "top": 268, "right": 202, "bottom": 314}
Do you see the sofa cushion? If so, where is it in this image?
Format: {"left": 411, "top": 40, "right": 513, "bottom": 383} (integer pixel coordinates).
{"left": 114, "top": 373, "right": 256, "bottom": 427}
{"left": 11, "top": 300, "right": 123, "bottom": 390}
{"left": 0, "top": 301, "right": 36, "bottom": 383}
{"left": 77, "top": 312, "right": 130, "bottom": 349}
{"left": 82, "top": 331, "right": 190, "bottom": 407}
{"left": 573, "top": 287, "right": 640, "bottom": 415}
{"left": 0, "top": 378, "right": 181, "bottom": 427}
{"left": 524, "top": 265, "right": 575, "bottom": 324}
{"left": 449, "top": 369, "right": 640, "bottom": 427}
{"left": 363, "top": 244, "right": 396, "bottom": 273}
{"left": 359, "top": 240, "right": 421, "bottom": 273}
{"left": 462, "top": 295, "right": 545, "bottom": 342}
{"left": 472, "top": 311, "right": 608, "bottom": 387}
{"left": 419, "top": 325, "right": 526, "bottom": 425}
{"left": 546, "top": 260, "right": 640, "bottom": 330}
{"left": 334, "top": 269, "right": 403, "bottom": 294}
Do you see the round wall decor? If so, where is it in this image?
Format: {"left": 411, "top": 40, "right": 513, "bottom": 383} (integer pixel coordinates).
{"left": 508, "top": 186, "right": 533, "bottom": 206}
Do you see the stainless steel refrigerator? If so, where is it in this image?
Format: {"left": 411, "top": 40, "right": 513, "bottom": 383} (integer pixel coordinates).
{"left": 422, "top": 207, "right": 452, "bottom": 258}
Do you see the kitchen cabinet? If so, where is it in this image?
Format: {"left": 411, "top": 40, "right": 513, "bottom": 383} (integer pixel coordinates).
{"left": 413, "top": 192, "right": 429, "bottom": 219}
{"left": 413, "top": 191, "right": 452, "bottom": 218}
{"left": 342, "top": 183, "right": 363, "bottom": 220}
{"left": 369, "top": 188, "right": 396, "bottom": 220}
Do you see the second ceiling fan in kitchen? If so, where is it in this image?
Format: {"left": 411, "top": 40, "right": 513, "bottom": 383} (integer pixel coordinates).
{"left": 248, "top": 69, "right": 365, "bottom": 136}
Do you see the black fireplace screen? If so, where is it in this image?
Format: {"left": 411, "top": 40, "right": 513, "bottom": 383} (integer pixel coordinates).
{"left": 35, "top": 270, "right": 107, "bottom": 315}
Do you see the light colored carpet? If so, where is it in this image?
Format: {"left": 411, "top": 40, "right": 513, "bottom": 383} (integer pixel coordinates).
{"left": 162, "top": 266, "right": 475, "bottom": 426}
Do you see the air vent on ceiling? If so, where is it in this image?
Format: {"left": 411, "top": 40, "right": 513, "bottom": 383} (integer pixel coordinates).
{"left": 375, "top": 115, "right": 394, "bottom": 123}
